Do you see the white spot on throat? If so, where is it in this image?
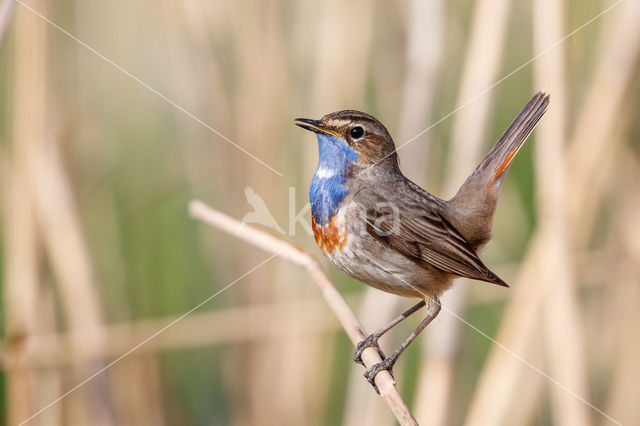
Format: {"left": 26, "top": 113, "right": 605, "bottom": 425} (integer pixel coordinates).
{"left": 315, "top": 166, "right": 337, "bottom": 179}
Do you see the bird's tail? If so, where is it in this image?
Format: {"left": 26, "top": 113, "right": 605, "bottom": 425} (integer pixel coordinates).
{"left": 447, "top": 92, "right": 550, "bottom": 249}
{"left": 468, "top": 91, "right": 550, "bottom": 189}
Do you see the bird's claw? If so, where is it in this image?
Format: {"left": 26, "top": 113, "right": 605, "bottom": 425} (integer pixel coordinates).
{"left": 353, "top": 334, "right": 385, "bottom": 365}
{"left": 363, "top": 358, "right": 396, "bottom": 394}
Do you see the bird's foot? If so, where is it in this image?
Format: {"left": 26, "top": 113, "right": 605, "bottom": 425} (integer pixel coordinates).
{"left": 363, "top": 357, "right": 397, "bottom": 394}
{"left": 353, "top": 334, "right": 385, "bottom": 366}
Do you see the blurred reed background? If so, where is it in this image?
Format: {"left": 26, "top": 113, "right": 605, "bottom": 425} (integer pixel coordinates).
{"left": 1, "top": 0, "right": 639, "bottom": 425}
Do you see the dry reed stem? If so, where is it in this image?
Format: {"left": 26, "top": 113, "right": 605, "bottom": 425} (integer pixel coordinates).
{"left": 604, "top": 162, "right": 640, "bottom": 424}
{"left": 533, "top": 0, "right": 590, "bottom": 424}
{"left": 72, "top": 4, "right": 170, "bottom": 423}
{"left": 0, "top": 0, "right": 16, "bottom": 45}
{"left": 28, "top": 73, "right": 116, "bottom": 426}
{"left": 0, "top": 297, "right": 344, "bottom": 369}
{"left": 342, "top": 290, "right": 400, "bottom": 426}
{"left": 502, "top": 345, "right": 545, "bottom": 424}
{"left": 168, "top": 1, "right": 271, "bottom": 421}
{"left": 13, "top": 1, "right": 115, "bottom": 423}
{"left": 31, "top": 281, "right": 64, "bottom": 426}
{"left": 177, "top": 0, "right": 232, "bottom": 197}
{"left": 396, "top": 0, "right": 443, "bottom": 177}
{"left": 443, "top": 0, "right": 511, "bottom": 194}
{"left": 2, "top": 166, "right": 39, "bottom": 424}
{"left": 466, "top": 1, "right": 640, "bottom": 424}
{"left": 227, "top": 3, "right": 299, "bottom": 422}
{"left": 464, "top": 233, "right": 549, "bottom": 426}
{"left": 19, "top": 0, "right": 106, "bottom": 356}
{"left": 4, "top": 4, "right": 48, "bottom": 424}
{"left": 109, "top": 357, "right": 166, "bottom": 426}
{"left": 310, "top": 0, "right": 374, "bottom": 110}
{"left": 189, "top": 200, "right": 419, "bottom": 426}
{"left": 416, "top": 0, "right": 512, "bottom": 423}
{"left": 566, "top": 0, "right": 640, "bottom": 242}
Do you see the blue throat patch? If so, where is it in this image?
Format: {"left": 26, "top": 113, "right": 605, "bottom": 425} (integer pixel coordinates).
{"left": 309, "top": 133, "right": 358, "bottom": 226}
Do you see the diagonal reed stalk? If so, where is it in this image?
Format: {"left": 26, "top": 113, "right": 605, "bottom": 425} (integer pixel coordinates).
{"left": 189, "top": 200, "right": 419, "bottom": 426}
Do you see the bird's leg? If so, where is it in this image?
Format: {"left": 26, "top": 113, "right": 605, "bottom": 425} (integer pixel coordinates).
{"left": 353, "top": 299, "right": 426, "bottom": 366}
{"left": 364, "top": 296, "right": 441, "bottom": 392}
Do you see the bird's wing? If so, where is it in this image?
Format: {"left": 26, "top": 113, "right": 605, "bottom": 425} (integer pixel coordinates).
{"left": 361, "top": 201, "right": 507, "bottom": 286}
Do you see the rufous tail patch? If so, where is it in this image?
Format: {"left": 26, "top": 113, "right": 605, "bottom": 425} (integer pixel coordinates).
{"left": 490, "top": 147, "right": 519, "bottom": 185}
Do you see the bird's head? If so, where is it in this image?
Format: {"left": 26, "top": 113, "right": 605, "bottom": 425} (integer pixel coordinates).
{"left": 294, "top": 110, "right": 399, "bottom": 171}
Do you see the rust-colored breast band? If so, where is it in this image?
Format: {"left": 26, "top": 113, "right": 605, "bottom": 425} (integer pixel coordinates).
{"left": 312, "top": 216, "right": 348, "bottom": 255}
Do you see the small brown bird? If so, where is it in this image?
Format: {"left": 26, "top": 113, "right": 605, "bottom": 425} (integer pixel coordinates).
{"left": 295, "top": 92, "right": 550, "bottom": 388}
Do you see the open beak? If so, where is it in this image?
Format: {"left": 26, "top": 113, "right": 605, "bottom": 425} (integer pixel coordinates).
{"left": 294, "top": 118, "right": 341, "bottom": 138}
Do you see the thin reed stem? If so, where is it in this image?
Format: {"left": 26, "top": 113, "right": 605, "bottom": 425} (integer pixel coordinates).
{"left": 189, "top": 200, "right": 419, "bottom": 426}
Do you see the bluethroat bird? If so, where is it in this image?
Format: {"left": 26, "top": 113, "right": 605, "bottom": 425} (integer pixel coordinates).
{"left": 295, "top": 92, "right": 550, "bottom": 389}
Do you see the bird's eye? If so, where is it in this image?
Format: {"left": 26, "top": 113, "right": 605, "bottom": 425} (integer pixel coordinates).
{"left": 350, "top": 126, "right": 364, "bottom": 140}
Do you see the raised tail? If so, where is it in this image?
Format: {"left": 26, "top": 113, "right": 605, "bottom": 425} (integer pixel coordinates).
{"left": 447, "top": 92, "right": 550, "bottom": 249}
{"left": 473, "top": 91, "right": 550, "bottom": 188}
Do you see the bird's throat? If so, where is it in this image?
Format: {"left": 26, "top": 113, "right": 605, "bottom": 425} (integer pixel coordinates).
{"left": 309, "top": 133, "right": 358, "bottom": 226}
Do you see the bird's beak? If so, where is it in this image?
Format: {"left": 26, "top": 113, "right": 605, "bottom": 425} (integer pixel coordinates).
{"left": 294, "top": 118, "right": 341, "bottom": 138}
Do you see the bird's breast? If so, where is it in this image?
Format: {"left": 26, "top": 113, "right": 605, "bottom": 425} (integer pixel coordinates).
{"left": 311, "top": 212, "right": 349, "bottom": 257}
{"left": 310, "top": 206, "right": 437, "bottom": 298}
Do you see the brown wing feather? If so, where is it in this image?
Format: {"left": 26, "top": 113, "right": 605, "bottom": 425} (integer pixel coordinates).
{"left": 362, "top": 204, "right": 507, "bottom": 287}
